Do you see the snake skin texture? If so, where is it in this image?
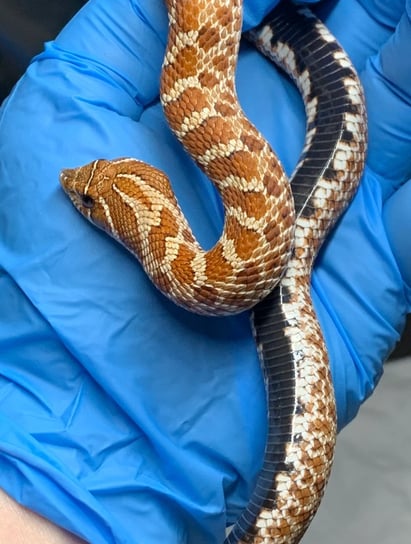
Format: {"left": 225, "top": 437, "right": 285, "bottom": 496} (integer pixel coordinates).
{"left": 60, "top": 0, "right": 367, "bottom": 542}
{"left": 225, "top": 3, "right": 367, "bottom": 543}
{"left": 60, "top": 0, "right": 295, "bottom": 317}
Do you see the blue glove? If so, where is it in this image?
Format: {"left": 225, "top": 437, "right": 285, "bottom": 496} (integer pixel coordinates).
{"left": 0, "top": 0, "right": 409, "bottom": 542}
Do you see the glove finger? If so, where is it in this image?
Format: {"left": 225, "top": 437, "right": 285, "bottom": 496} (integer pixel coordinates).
{"left": 383, "top": 179, "right": 411, "bottom": 292}
{"left": 47, "top": 0, "right": 168, "bottom": 115}
{"left": 315, "top": 0, "right": 411, "bottom": 189}
{"left": 43, "top": 0, "right": 296, "bottom": 112}
{"left": 362, "top": 0, "right": 411, "bottom": 190}
{"left": 358, "top": 0, "right": 406, "bottom": 28}
{"left": 314, "top": 0, "right": 404, "bottom": 71}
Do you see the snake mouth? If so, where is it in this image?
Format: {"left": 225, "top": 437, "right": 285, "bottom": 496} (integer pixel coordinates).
{"left": 60, "top": 168, "right": 78, "bottom": 192}
{"left": 60, "top": 169, "right": 95, "bottom": 211}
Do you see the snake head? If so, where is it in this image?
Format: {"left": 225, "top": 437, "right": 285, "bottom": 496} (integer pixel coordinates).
{"left": 60, "top": 157, "right": 176, "bottom": 249}
{"left": 60, "top": 159, "right": 114, "bottom": 231}
{"left": 60, "top": 158, "right": 150, "bottom": 240}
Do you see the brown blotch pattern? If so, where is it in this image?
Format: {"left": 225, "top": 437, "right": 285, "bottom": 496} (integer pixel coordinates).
{"left": 198, "top": 24, "right": 223, "bottom": 53}
{"left": 163, "top": 87, "right": 210, "bottom": 132}
{"left": 198, "top": 69, "right": 221, "bottom": 90}
{"left": 221, "top": 186, "right": 269, "bottom": 219}
{"left": 240, "top": 131, "right": 266, "bottom": 153}
{"left": 182, "top": 115, "right": 237, "bottom": 158}
{"left": 214, "top": 100, "right": 237, "bottom": 117}
{"left": 168, "top": 44, "right": 201, "bottom": 81}
{"left": 169, "top": 243, "right": 196, "bottom": 285}
{"left": 234, "top": 228, "right": 263, "bottom": 261}
{"left": 170, "top": 1, "right": 201, "bottom": 33}
{"left": 148, "top": 206, "right": 180, "bottom": 249}
{"left": 204, "top": 244, "right": 234, "bottom": 282}
{"left": 208, "top": 148, "right": 261, "bottom": 183}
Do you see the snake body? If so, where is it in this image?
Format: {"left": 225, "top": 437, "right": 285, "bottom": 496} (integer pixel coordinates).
{"left": 60, "top": 0, "right": 294, "bottom": 316}
{"left": 60, "top": 0, "right": 367, "bottom": 542}
{"left": 225, "top": 3, "right": 367, "bottom": 543}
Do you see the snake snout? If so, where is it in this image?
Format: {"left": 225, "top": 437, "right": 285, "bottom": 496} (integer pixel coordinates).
{"left": 60, "top": 168, "right": 95, "bottom": 212}
{"left": 60, "top": 168, "right": 78, "bottom": 193}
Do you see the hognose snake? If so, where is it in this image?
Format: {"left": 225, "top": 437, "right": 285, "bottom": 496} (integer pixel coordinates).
{"left": 60, "top": 0, "right": 367, "bottom": 542}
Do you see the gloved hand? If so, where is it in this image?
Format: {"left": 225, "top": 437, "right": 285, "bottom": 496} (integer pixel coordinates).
{"left": 0, "top": 0, "right": 409, "bottom": 543}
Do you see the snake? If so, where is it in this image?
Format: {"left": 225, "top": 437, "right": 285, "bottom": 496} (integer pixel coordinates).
{"left": 60, "top": 0, "right": 367, "bottom": 543}
{"left": 60, "top": 0, "right": 295, "bottom": 317}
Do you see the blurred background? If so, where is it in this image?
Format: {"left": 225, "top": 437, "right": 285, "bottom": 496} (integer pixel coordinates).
{"left": 0, "top": 0, "right": 86, "bottom": 99}
{"left": 0, "top": 1, "right": 410, "bottom": 542}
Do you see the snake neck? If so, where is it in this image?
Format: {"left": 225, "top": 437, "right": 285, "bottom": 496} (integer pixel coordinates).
{"left": 93, "top": 160, "right": 294, "bottom": 316}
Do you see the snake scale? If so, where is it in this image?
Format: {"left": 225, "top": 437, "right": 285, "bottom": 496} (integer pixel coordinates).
{"left": 60, "top": 0, "right": 367, "bottom": 543}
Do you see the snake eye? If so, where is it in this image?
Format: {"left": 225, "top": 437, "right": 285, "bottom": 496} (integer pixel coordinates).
{"left": 81, "top": 194, "right": 95, "bottom": 209}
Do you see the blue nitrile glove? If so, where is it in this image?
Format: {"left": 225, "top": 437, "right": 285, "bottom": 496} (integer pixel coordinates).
{"left": 0, "top": 0, "right": 410, "bottom": 542}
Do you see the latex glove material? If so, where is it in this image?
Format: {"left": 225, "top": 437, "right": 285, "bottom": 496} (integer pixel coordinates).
{"left": 0, "top": 0, "right": 410, "bottom": 543}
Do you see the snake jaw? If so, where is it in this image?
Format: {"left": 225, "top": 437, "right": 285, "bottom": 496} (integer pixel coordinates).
{"left": 60, "top": 166, "right": 79, "bottom": 191}
{"left": 60, "top": 168, "right": 82, "bottom": 204}
{"left": 60, "top": 165, "right": 98, "bottom": 218}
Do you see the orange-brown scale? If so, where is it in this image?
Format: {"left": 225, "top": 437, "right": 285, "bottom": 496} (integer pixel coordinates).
{"left": 147, "top": 206, "right": 188, "bottom": 264}
{"left": 197, "top": 24, "right": 226, "bottom": 54}
{"left": 198, "top": 69, "right": 221, "bottom": 90}
{"left": 166, "top": 44, "right": 201, "bottom": 81}
{"left": 206, "top": 148, "right": 262, "bottom": 184}
{"left": 240, "top": 132, "right": 266, "bottom": 153}
{"left": 169, "top": 244, "right": 197, "bottom": 286}
{"left": 264, "top": 209, "right": 294, "bottom": 246}
{"left": 116, "top": 161, "right": 176, "bottom": 201}
{"left": 220, "top": 186, "right": 269, "bottom": 220}
{"left": 162, "top": 87, "right": 210, "bottom": 133}
{"left": 224, "top": 215, "right": 262, "bottom": 261}
{"left": 212, "top": 52, "right": 236, "bottom": 77}
{"left": 237, "top": 259, "right": 286, "bottom": 288}
{"left": 213, "top": 96, "right": 238, "bottom": 118}
{"left": 167, "top": 0, "right": 202, "bottom": 33}
{"left": 181, "top": 115, "right": 238, "bottom": 159}
{"left": 262, "top": 159, "right": 289, "bottom": 196}
{"left": 204, "top": 245, "right": 235, "bottom": 283}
